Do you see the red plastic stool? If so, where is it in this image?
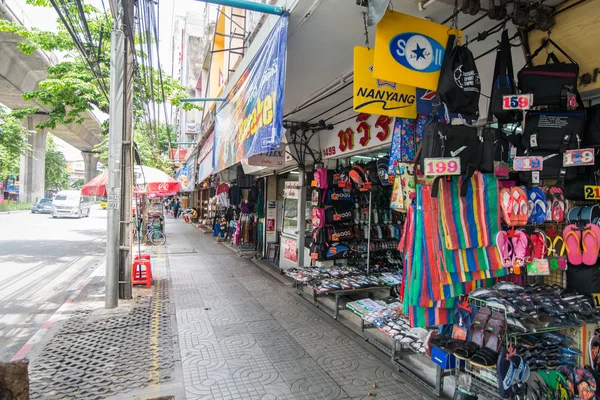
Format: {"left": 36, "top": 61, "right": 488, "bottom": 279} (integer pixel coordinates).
{"left": 132, "top": 255, "right": 152, "bottom": 288}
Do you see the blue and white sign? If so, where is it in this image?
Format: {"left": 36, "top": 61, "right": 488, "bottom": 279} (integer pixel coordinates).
{"left": 213, "top": 15, "right": 288, "bottom": 173}
{"left": 389, "top": 33, "right": 445, "bottom": 73}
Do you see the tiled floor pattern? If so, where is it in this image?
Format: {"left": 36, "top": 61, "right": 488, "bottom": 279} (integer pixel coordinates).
{"left": 167, "top": 220, "right": 429, "bottom": 400}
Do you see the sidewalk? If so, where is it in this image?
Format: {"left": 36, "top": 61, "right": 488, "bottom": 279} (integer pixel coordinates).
{"left": 165, "top": 218, "right": 431, "bottom": 400}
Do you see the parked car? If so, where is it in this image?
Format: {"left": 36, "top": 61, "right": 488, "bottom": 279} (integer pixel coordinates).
{"left": 52, "top": 190, "right": 92, "bottom": 218}
{"left": 31, "top": 198, "right": 53, "bottom": 214}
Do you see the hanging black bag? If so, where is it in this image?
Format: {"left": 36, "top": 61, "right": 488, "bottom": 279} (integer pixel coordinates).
{"left": 583, "top": 104, "right": 600, "bottom": 146}
{"left": 518, "top": 39, "right": 579, "bottom": 107}
{"left": 489, "top": 30, "right": 520, "bottom": 124}
{"left": 438, "top": 35, "right": 481, "bottom": 116}
{"left": 521, "top": 110, "right": 585, "bottom": 152}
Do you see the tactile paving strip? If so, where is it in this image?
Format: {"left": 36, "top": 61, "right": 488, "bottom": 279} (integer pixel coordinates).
{"left": 28, "top": 281, "right": 173, "bottom": 399}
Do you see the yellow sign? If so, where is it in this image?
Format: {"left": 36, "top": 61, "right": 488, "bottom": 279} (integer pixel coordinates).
{"left": 373, "top": 11, "right": 458, "bottom": 91}
{"left": 593, "top": 293, "right": 600, "bottom": 309}
{"left": 353, "top": 47, "right": 417, "bottom": 118}
{"left": 585, "top": 185, "right": 600, "bottom": 200}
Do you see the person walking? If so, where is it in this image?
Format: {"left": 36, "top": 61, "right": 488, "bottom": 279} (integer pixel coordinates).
{"left": 172, "top": 198, "right": 180, "bottom": 219}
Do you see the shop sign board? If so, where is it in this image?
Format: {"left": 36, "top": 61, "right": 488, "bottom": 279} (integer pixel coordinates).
{"left": 213, "top": 16, "right": 288, "bottom": 173}
{"left": 197, "top": 152, "right": 213, "bottom": 183}
{"left": 353, "top": 46, "right": 417, "bottom": 118}
{"left": 247, "top": 145, "right": 285, "bottom": 167}
{"left": 175, "top": 161, "right": 195, "bottom": 192}
{"left": 266, "top": 200, "right": 276, "bottom": 236}
{"left": 284, "top": 181, "right": 299, "bottom": 199}
{"left": 320, "top": 113, "right": 394, "bottom": 159}
{"left": 283, "top": 239, "right": 297, "bottom": 263}
{"left": 373, "top": 11, "right": 457, "bottom": 91}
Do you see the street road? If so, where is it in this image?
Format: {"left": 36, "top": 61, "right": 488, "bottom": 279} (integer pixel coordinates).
{"left": 0, "top": 205, "right": 106, "bottom": 361}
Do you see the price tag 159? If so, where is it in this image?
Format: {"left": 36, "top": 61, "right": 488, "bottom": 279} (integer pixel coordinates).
{"left": 423, "top": 157, "right": 461, "bottom": 176}
{"left": 564, "top": 148, "right": 595, "bottom": 167}
{"left": 513, "top": 156, "right": 543, "bottom": 171}
{"left": 503, "top": 94, "right": 533, "bottom": 110}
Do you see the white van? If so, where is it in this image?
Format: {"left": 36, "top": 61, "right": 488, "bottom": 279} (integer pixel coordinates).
{"left": 52, "top": 190, "right": 92, "bottom": 218}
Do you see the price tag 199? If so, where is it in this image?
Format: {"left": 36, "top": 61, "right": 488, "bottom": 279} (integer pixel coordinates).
{"left": 513, "top": 156, "right": 543, "bottom": 171}
{"left": 503, "top": 94, "right": 533, "bottom": 110}
{"left": 564, "top": 148, "right": 595, "bottom": 167}
{"left": 423, "top": 157, "right": 461, "bottom": 176}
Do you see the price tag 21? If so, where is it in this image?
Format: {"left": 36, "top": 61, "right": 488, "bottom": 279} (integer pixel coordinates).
{"left": 423, "top": 157, "right": 461, "bottom": 176}
{"left": 584, "top": 186, "right": 600, "bottom": 200}
{"left": 564, "top": 148, "right": 595, "bottom": 167}
{"left": 503, "top": 94, "right": 533, "bottom": 110}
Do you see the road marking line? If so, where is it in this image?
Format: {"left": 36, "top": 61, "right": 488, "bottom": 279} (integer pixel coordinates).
{"left": 149, "top": 247, "right": 162, "bottom": 385}
{"left": 10, "top": 278, "right": 91, "bottom": 362}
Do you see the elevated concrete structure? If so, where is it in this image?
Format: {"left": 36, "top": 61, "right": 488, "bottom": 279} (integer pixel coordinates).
{"left": 0, "top": 0, "right": 103, "bottom": 198}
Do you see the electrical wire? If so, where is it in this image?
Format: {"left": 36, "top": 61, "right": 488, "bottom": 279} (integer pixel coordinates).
{"left": 324, "top": 105, "right": 354, "bottom": 122}
{"left": 329, "top": 113, "right": 358, "bottom": 126}
{"left": 307, "top": 96, "right": 353, "bottom": 122}
{"left": 283, "top": 80, "right": 353, "bottom": 118}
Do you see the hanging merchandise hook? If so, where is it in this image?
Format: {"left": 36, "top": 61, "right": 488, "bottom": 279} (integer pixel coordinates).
{"left": 362, "top": 11, "right": 370, "bottom": 48}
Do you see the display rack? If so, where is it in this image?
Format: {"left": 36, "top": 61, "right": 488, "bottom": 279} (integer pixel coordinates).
{"left": 294, "top": 280, "right": 390, "bottom": 320}
{"left": 360, "top": 319, "right": 448, "bottom": 397}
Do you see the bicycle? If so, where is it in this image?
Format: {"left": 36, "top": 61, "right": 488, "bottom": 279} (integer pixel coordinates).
{"left": 132, "top": 223, "right": 166, "bottom": 245}
{"left": 147, "top": 224, "right": 166, "bottom": 245}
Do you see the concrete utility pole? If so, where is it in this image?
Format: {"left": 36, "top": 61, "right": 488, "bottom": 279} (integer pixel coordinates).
{"left": 119, "top": 0, "right": 134, "bottom": 301}
{"left": 106, "top": 0, "right": 133, "bottom": 307}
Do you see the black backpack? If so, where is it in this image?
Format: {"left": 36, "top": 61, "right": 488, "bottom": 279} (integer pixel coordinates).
{"left": 438, "top": 35, "right": 481, "bottom": 117}
{"left": 488, "top": 30, "right": 520, "bottom": 124}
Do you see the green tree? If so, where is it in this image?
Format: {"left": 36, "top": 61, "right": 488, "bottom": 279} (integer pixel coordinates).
{"left": 45, "top": 135, "right": 70, "bottom": 191}
{"left": 71, "top": 178, "right": 85, "bottom": 189}
{"left": 95, "top": 120, "right": 174, "bottom": 173}
{"left": 0, "top": 0, "right": 197, "bottom": 135}
{"left": 0, "top": 110, "right": 30, "bottom": 181}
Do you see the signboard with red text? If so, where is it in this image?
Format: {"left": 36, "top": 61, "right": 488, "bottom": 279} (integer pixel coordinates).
{"left": 320, "top": 114, "right": 395, "bottom": 159}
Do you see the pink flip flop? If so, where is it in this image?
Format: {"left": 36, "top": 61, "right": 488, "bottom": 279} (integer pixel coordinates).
{"left": 564, "top": 225, "right": 583, "bottom": 266}
{"left": 511, "top": 230, "right": 528, "bottom": 274}
{"left": 582, "top": 224, "right": 600, "bottom": 266}
{"left": 496, "top": 231, "right": 513, "bottom": 269}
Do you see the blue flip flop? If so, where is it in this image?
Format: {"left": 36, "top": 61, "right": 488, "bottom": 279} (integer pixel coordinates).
{"left": 528, "top": 187, "right": 547, "bottom": 225}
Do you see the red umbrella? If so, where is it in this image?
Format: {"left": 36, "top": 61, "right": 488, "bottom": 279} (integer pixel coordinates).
{"left": 81, "top": 166, "right": 180, "bottom": 196}
{"left": 81, "top": 171, "right": 108, "bottom": 196}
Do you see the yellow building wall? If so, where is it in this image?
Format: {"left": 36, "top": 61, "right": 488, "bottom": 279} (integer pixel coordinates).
{"left": 529, "top": 0, "right": 600, "bottom": 96}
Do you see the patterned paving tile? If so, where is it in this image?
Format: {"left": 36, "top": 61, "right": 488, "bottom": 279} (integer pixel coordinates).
{"left": 166, "top": 219, "right": 432, "bottom": 400}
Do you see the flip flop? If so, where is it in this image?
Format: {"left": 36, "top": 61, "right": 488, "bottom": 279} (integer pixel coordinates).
{"left": 513, "top": 187, "right": 529, "bottom": 226}
{"left": 549, "top": 235, "right": 568, "bottom": 270}
{"left": 581, "top": 227, "right": 600, "bottom": 266}
{"left": 511, "top": 230, "right": 528, "bottom": 274}
{"left": 564, "top": 225, "right": 584, "bottom": 266}
{"left": 483, "top": 311, "right": 507, "bottom": 352}
{"left": 500, "top": 188, "right": 516, "bottom": 226}
{"left": 471, "top": 307, "right": 491, "bottom": 347}
{"left": 548, "top": 186, "right": 566, "bottom": 223}
{"left": 528, "top": 188, "right": 547, "bottom": 225}
{"left": 497, "top": 350, "right": 516, "bottom": 398}
{"left": 496, "top": 231, "right": 513, "bottom": 269}
{"left": 531, "top": 231, "right": 548, "bottom": 259}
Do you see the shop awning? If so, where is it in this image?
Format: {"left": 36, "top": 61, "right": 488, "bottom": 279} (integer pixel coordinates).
{"left": 81, "top": 166, "right": 181, "bottom": 196}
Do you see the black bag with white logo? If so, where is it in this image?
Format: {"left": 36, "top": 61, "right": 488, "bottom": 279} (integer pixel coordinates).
{"left": 326, "top": 225, "right": 358, "bottom": 242}
{"left": 521, "top": 110, "right": 585, "bottom": 152}
{"left": 437, "top": 35, "right": 481, "bottom": 116}
{"left": 517, "top": 149, "right": 577, "bottom": 184}
{"left": 518, "top": 39, "right": 579, "bottom": 107}
{"left": 325, "top": 207, "right": 354, "bottom": 225}
{"left": 420, "top": 122, "right": 494, "bottom": 175}
{"left": 325, "top": 190, "right": 354, "bottom": 206}
{"left": 489, "top": 30, "right": 520, "bottom": 124}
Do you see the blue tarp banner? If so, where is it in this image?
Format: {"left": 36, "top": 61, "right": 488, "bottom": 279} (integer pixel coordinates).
{"left": 213, "top": 15, "right": 288, "bottom": 172}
